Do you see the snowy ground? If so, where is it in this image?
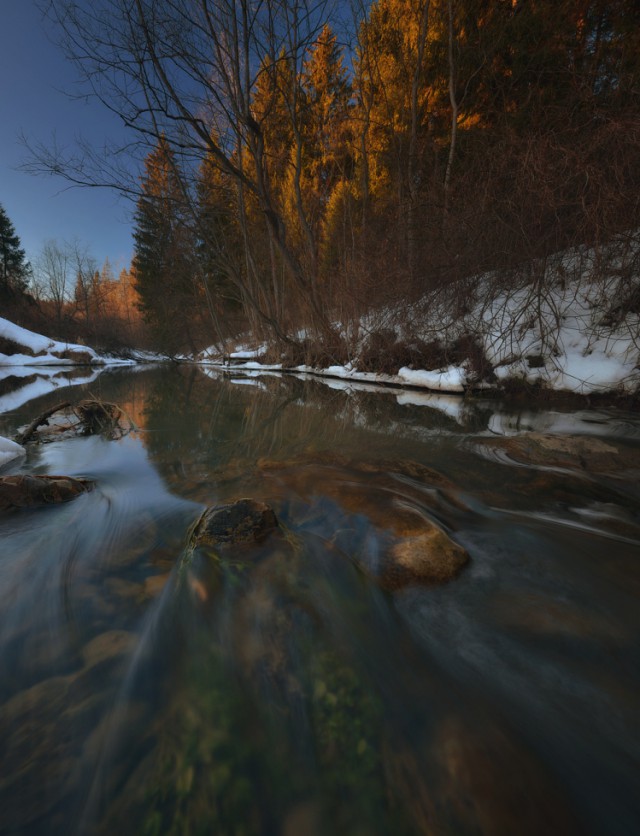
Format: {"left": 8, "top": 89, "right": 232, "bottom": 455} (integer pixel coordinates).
{"left": 197, "top": 243, "right": 640, "bottom": 398}
{"left": 0, "top": 317, "right": 105, "bottom": 366}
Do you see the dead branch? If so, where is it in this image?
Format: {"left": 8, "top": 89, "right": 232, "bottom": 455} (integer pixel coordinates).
{"left": 14, "top": 402, "right": 72, "bottom": 445}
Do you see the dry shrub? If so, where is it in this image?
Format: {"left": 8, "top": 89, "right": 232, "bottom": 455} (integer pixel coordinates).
{"left": 358, "top": 329, "right": 397, "bottom": 373}
{"left": 305, "top": 332, "right": 350, "bottom": 368}
{"left": 0, "top": 336, "right": 33, "bottom": 357}
{"left": 601, "top": 278, "right": 640, "bottom": 328}
{"left": 359, "top": 332, "right": 451, "bottom": 375}
{"left": 274, "top": 332, "right": 350, "bottom": 369}
{"left": 448, "top": 335, "right": 495, "bottom": 383}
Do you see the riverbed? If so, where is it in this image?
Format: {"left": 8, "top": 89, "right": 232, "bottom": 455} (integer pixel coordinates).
{"left": 1, "top": 365, "right": 639, "bottom": 836}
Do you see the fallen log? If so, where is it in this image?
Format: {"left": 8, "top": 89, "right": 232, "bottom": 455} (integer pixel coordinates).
{"left": 14, "top": 398, "right": 133, "bottom": 445}
{"left": 14, "top": 402, "right": 71, "bottom": 445}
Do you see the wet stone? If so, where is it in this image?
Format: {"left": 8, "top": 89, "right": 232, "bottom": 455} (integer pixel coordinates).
{"left": 0, "top": 473, "right": 93, "bottom": 511}
{"left": 104, "top": 577, "right": 144, "bottom": 601}
{"left": 384, "top": 527, "right": 469, "bottom": 589}
{"left": 256, "top": 453, "right": 470, "bottom": 590}
{"left": 191, "top": 499, "right": 278, "bottom": 548}
{"left": 478, "top": 432, "right": 640, "bottom": 475}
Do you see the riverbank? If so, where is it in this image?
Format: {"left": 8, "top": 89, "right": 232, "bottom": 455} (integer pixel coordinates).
{"left": 3, "top": 237, "right": 640, "bottom": 408}
{"left": 197, "top": 241, "right": 640, "bottom": 402}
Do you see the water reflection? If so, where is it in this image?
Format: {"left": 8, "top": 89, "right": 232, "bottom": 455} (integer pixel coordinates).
{"left": 0, "top": 366, "right": 639, "bottom": 835}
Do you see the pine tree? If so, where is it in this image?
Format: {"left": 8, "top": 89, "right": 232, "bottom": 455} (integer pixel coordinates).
{"left": 0, "top": 203, "right": 30, "bottom": 296}
{"left": 133, "top": 136, "right": 199, "bottom": 353}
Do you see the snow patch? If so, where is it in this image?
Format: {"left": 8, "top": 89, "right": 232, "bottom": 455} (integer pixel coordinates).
{"left": 0, "top": 317, "right": 101, "bottom": 366}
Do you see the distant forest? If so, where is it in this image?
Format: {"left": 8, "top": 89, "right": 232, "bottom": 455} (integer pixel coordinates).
{"left": 19, "top": 1, "right": 640, "bottom": 357}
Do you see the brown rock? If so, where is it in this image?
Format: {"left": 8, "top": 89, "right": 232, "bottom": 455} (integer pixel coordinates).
{"left": 385, "top": 527, "right": 469, "bottom": 588}
{"left": 0, "top": 473, "right": 93, "bottom": 511}
{"left": 0, "top": 675, "right": 78, "bottom": 828}
{"left": 257, "top": 453, "right": 470, "bottom": 590}
{"left": 191, "top": 498, "right": 278, "bottom": 548}
{"left": 432, "top": 717, "right": 582, "bottom": 835}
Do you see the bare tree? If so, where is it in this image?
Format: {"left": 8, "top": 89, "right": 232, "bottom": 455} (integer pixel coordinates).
{"left": 34, "top": 239, "right": 72, "bottom": 331}
{"left": 32, "top": 0, "right": 338, "bottom": 341}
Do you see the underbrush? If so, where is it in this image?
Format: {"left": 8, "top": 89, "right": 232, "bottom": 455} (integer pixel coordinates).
{"left": 267, "top": 332, "right": 351, "bottom": 369}
{"left": 357, "top": 330, "right": 495, "bottom": 381}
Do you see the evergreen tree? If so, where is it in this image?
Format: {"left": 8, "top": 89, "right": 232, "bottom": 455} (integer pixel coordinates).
{"left": 252, "top": 50, "right": 297, "bottom": 200}
{"left": 133, "top": 137, "right": 200, "bottom": 353}
{"left": 301, "top": 25, "right": 353, "bottom": 223}
{"left": 0, "top": 203, "right": 30, "bottom": 295}
{"left": 196, "top": 150, "right": 242, "bottom": 318}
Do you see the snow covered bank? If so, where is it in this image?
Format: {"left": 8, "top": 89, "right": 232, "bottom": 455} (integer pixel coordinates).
{"left": 0, "top": 317, "right": 169, "bottom": 416}
{"left": 0, "top": 317, "right": 164, "bottom": 370}
{"left": 197, "top": 242, "right": 640, "bottom": 399}
{"left": 0, "top": 317, "right": 103, "bottom": 366}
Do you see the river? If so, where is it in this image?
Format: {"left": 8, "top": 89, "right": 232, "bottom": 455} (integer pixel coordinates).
{"left": 0, "top": 365, "right": 639, "bottom": 836}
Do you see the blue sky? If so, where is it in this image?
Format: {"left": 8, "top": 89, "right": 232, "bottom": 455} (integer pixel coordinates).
{"left": 0, "top": 1, "right": 134, "bottom": 274}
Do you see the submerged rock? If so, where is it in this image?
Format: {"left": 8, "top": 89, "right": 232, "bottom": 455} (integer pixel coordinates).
{"left": 191, "top": 499, "right": 278, "bottom": 549}
{"left": 477, "top": 432, "right": 640, "bottom": 475}
{"left": 257, "top": 454, "right": 470, "bottom": 590}
{"left": 81, "top": 630, "right": 136, "bottom": 671}
{"left": 0, "top": 473, "right": 93, "bottom": 511}
{"left": 385, "top": 528, "right": 468, "bottom": 589}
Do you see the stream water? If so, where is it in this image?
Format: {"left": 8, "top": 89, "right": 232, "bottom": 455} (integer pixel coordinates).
{"left": 0, "top": 366, "right": 639, "bottom": 836}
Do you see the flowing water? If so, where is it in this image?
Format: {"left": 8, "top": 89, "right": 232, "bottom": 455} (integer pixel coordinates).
{"left": 0, "top": 366, "right": 639, "bottom": 836}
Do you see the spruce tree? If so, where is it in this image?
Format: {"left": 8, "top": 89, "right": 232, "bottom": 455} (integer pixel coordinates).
{"left": 133, "top": 137, "right": 199, "bottom": 354}
{"left": 196, "top": 150, "right": 240, "bottom": 313}
{"left": 0, "top": 203, "right": 30, "bottom": 296}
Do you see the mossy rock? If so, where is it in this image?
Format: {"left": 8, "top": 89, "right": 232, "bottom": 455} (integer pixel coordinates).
{"left": 191, "top": 499, "right": 278, "bottom": 549}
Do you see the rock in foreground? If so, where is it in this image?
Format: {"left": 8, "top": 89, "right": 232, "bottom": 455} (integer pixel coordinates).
{"left": 191, "top": 499, "right": 278, "bottom": 548}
